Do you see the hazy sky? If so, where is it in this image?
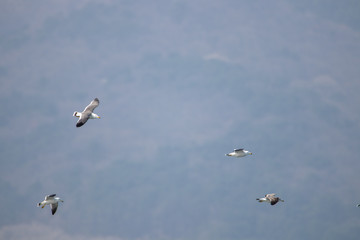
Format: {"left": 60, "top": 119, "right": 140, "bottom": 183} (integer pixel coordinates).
{"left": 1, "top": 1, "right": 360, "bottom": 240}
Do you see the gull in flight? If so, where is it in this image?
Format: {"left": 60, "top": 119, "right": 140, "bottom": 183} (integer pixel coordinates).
{"left": 225, "top": 148, "right": 252, "bottom": 157}
{"left": 37, "top": 194, "right": 64, "bottom": 215}
{"left": 256, "top": 193, "right": 284, "bottom": 206}
{"left": 73, "top": 98, "right": 100, "bottom": 127}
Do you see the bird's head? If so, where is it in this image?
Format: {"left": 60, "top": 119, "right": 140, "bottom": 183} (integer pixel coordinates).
{"left": 245, "top": 150, "right": 253, "bottom": 155}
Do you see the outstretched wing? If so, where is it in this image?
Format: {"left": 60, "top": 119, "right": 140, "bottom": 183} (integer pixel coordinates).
{"left": 270, "top": 198, "right": 279, "bottom": 205}
{"left": 45, "top": 194, "right": 56, "bottom": 200}
{"left": 234, "top": 148, "right": 244, "bottom": 152}
{"left": 50, "top": 203, "right": 58, "bottom": 215}
{"left": 265, "top": 193, "right": 276, "bottom": 198}
{"left": 83, "top": 98, "right": 99, "bottom": 113}
{"left": 76, "top": 115, "right": 89, "bottom": 127}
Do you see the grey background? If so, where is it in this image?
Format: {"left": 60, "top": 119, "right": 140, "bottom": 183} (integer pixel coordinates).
{"left": 1, "top": 0, "right": 360, "bottom": 239}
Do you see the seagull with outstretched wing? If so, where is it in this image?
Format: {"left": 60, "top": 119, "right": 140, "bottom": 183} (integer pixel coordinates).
{"left": 225, "top": 148, "right": 252, "bottom": 157}
{"left": 256, "top": 193, "right": 284, "bottom": 206}
{"left": 73, "top": 98, "right": 100, "bottom": 127}
{"left": 37, "top": 194, "right": 64, "bottom": 215}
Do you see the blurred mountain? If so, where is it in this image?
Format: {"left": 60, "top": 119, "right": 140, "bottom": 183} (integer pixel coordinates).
{"left": 1, "top": 1, "right": 360, "bottom": 240}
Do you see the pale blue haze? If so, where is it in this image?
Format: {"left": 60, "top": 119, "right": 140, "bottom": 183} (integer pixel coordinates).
{"left": 0, "top": 0, "right": 360, "bottom": 239}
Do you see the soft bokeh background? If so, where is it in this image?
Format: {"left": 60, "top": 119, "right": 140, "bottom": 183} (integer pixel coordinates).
{"left": 1, "top": 0, "right": 360, "bottom": 239}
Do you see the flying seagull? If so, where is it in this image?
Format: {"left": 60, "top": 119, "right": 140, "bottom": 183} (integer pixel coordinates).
{"left": 225, "top": 148, "right": 252, "bottom": 157}
{"left": 73, "top": 98, "right": 100, "bottom": 127}
{"left": 256, "top": 193, "right": 284, "bottom": 206}
{"left": 37, "top": 194, "right": 64, "bottom": 215}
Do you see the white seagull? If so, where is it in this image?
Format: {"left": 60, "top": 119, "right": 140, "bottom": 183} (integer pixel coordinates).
{"left": 37, "top": 194, "right": 64, "bottom": 215}
{"left": 225, "top": 148, "right": 252, "bottom": 157}
{"left": 256, "top": 193, "right": 284, "bottom": 206}
{"left": 73, "top": 98, "right": 100, "bottom": 127}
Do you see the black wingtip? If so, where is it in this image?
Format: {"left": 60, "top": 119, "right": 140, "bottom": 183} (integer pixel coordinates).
{"left": 51, "top": 207, "right": 57, "bottom": 215}
{"left": 76, "top": 122, "right": 84, "bottom": 127}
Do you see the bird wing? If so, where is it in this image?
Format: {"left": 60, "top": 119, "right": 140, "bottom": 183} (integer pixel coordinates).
{"left": 234, "top": 148, "right": 244, "bottom": 152}
{"left": 45, "top": 194, "right": 56, "bottom": 200}
{"left": 83, "top": 98, "right": 99, "bottom": 113}
{"left": 265, "top": 193, "right": 276, "bottom": 198}
{"left": 270, "top": 198, "right": 279, "bottom": 205}
{"left": 50, "top": 203, "right": 58, "bottom": 215}
{"left": 76, "top": 113, "right": 90, "bottom": 127}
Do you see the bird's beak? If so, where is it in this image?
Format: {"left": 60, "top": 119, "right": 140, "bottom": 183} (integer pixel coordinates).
{"left": 250, "top": 152, "right": 253, "bottom": 155}
{"left": 98, "top": 116, "right": 101, "bottom": 119}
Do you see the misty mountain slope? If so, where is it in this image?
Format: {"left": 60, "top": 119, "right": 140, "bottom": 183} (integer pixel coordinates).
{"left": 1, "top": 1, "right": 360, "bottom": 240}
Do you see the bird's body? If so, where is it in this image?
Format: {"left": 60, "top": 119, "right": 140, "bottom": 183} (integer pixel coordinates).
{"left": 256, "top": 193, "right": 284, "bottom": 206}
{"left": 37, "top": 194, "right": 64, "bottom": 215}
{"left": 225, "top": 148, "right": 252, "bottom": 157}
{"left": 73, "top": 98, "right": 100, "bottom": 127}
